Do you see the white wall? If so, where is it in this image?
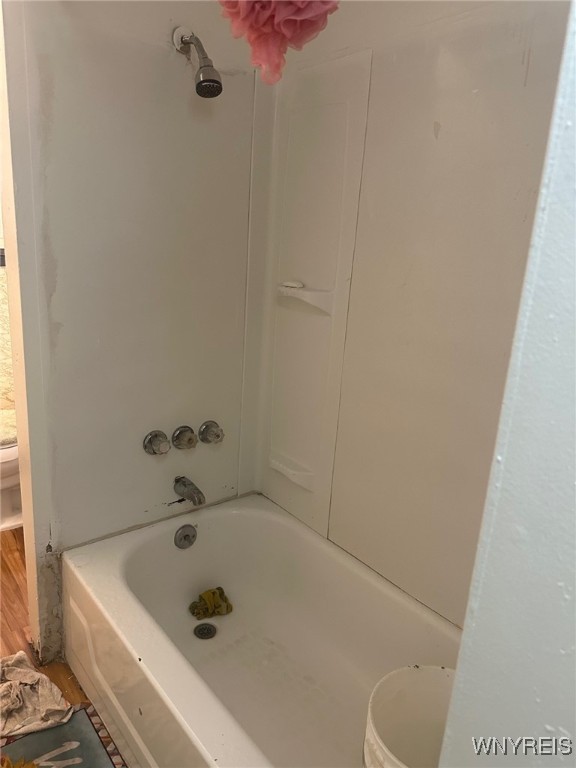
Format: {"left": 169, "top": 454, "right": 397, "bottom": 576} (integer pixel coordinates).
{"left": 258, "top": 1, "right": 569, "bottom": 626}
{"left": 441, "top": 7, "right": 575, "bottom": 760}
{"left": 2, "top": 1, "right": 254, "bottom": 657}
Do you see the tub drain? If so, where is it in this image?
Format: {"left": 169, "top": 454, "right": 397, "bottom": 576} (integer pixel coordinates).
{"left": 194, "top": 623, "right": 217, "bottom": 639}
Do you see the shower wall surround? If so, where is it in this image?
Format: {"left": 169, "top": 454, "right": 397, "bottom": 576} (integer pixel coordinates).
{"left": 3, "top": 0, "right": 569, "bottom": 658}
{"left": 2, "top": 1, "right": 254, "bottom": 551}
{"left": 259, "top": 48, "right": 372, "bottom": 534}
{"left": 257, "top": 1, "right": 569, "bottom": 626}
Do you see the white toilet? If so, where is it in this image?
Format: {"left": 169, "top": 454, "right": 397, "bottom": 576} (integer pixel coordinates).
{"left": 0, "top": 440, "right": 21, "bottom": 530}
{"left": 1, "top": 260, "right": 22, "bottom": 530}
{"left": 0, "top": 411, "right": 21, "bottom": 530}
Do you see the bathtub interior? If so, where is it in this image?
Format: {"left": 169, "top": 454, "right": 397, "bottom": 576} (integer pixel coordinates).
{"left": 115, "top": 497, "right": 460, "bottom": 768}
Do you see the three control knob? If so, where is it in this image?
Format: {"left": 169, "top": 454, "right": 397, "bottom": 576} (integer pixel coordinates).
{"left": 143, "top": 421, "right": 225, "bottom": 455}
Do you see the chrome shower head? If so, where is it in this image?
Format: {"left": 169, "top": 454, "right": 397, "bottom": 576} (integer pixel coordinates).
{"left": 195, "top": 65, "right": 223, "bottom": 99}
{"left": 173, "top": 27, "right": 223, "bottom": 99}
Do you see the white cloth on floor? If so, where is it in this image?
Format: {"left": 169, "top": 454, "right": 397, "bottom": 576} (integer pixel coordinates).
{"left": 0, "top": 651, "right": 74, "bottom": 737}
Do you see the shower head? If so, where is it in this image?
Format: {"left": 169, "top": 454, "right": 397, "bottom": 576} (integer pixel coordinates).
{"left": 173, "top": 27, "right": 223, "bottom": 99}
{"left": 195, "top": 65, "right": 223, "bottom": 99}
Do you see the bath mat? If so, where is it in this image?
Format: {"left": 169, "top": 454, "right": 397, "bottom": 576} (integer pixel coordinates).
{"left": 1, "top": 705, "right": 127, "bottom": 768}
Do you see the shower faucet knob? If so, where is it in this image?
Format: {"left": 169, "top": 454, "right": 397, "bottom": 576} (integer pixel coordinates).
{"left": 199, "top": 420, "right": 225, "bottom": 444}
{"left": 143, "top": 430, "right": 171, "bottom": 455}
{"left": 172, "top": 425, "right": 198, "bottom": 450}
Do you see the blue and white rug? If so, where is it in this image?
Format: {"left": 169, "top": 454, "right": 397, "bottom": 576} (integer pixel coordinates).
{"left": 1, "top": 705, "right": 127, "bottom": 767}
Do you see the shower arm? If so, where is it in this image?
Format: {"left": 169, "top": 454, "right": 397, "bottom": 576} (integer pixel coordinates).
{"left": 180, "top": 33, "right": 213, "bottom": 67}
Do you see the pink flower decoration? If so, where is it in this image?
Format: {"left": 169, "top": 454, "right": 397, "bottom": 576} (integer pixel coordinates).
{"left": 220, "top": 1, "right": 339, "bottom": 84}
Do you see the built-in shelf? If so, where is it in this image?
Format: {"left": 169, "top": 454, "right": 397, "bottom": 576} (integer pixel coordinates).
{"left": 269, "top": 452, "right": 315, "bottom": 492}
{"left": 277, "top": 283, "right": 334, "bottom": 315}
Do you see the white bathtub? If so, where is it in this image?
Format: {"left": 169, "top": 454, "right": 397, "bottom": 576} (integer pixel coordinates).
{"left": 63, "top": 495, "right": 460, "bottom": 768}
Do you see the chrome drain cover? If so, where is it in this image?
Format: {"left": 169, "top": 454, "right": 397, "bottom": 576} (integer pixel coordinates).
{"left": 194, "top": 623, "right": 217, "bottom": 639}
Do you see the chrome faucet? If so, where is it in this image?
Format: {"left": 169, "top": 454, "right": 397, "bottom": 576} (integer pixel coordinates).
{"left": 174, "top": 476, "right": 206, "bottom": 506}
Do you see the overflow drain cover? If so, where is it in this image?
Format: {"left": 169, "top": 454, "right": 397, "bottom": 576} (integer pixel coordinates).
{"left": 194, "top": 623, "right": 217, "bottom": 639}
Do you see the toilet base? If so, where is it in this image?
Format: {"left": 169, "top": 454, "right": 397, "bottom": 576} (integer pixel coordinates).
{"left": 0, "top": 485, "right": 22, "bottom": 531}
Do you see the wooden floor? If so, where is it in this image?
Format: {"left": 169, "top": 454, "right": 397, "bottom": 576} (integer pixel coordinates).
{"left": 1, "top": 527, "right": 89, "bottom": 705}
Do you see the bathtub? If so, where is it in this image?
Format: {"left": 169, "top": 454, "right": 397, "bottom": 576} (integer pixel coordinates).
{"left": 63, "top": 495, "right": 460, "bottom": 768}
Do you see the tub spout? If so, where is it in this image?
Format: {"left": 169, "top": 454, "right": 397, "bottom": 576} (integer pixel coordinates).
{"left": 174, "top": 476, "right": 206, "bottom": 506}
